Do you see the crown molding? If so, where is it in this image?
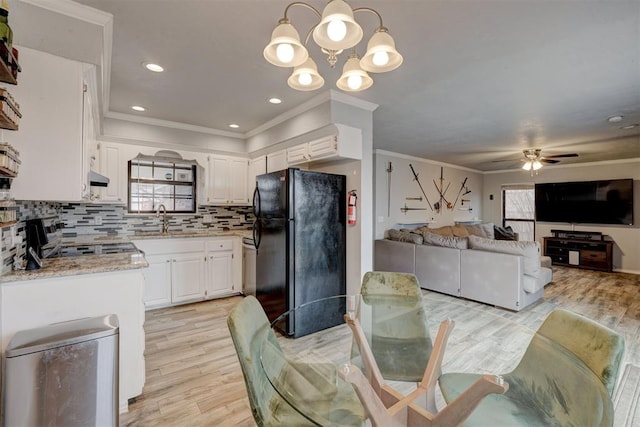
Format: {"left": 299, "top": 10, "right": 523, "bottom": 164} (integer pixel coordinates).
{"left": 245, "top": 91, "right": 332, "bottom": 138}
{"left": 104, "top": 111, "right": 244, "bottom": 139}
{"left": 329, "top": 90, "right": 379, "bottom": 112}
{"left": 375, "top": 149, "right": 483, "bottom": 174}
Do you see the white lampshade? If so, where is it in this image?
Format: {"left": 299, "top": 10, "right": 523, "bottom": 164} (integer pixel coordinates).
{"left": 336, "top": 54, "right": 373, "bottom": 92}
{"left": 532, "top": 160, "right": 543, "bottom": 170}
{"left": 360, "top": 28, "right": 403, "bottom": 73}
{"left": 522, "top": 161, "right": 532, "bottom": 171}
{"left": 287, "top": 58, "right": 325, "bottom": 91}
{"left": 312, "top": 0, "right": 363, "bottom": 51}
{"left": 263, "top": 19, "right": 309, "bottom": 67}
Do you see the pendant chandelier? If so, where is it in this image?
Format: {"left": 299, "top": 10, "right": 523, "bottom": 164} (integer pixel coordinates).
{"left": 263, "top": 0, "right": 403, "bottom": 92}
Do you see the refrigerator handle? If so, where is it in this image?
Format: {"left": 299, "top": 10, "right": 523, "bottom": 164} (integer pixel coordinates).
{"left": 253, "top": 220, "right": 262, "bottom": 251}
{"left": 252, "top": 186, "right": 260, "bottom": 217}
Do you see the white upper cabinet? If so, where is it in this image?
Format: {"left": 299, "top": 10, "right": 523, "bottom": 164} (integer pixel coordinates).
{"left": 286, "top": 144, "right": 309, "bottom": 165}
{"left": 10, "top": 47, "right": 88, "bottom": 201}
{"left": 206, "top": 155, "right": 249, "bottom": 205}
{"left": 248, "top": 156, "right": 267, "bottom": 200}
{"left": 267, "top": 149, "right": 287, "bottom": 173}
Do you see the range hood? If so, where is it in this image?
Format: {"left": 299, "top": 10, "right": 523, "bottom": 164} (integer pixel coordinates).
{"left": 89, "top": 170, "right": 110, "bottom": 187}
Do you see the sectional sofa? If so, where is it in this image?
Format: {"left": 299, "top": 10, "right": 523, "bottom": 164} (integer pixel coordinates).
{"left": 374, "top": 224, "right": 553, "bottom": 311}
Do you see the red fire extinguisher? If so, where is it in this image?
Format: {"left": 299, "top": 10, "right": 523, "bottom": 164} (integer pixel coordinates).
{"left": 347, "top": 190, "right": 357, "bottom": 225}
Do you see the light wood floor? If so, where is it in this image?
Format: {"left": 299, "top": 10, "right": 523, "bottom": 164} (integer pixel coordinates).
{"left": 120, "top": 266, "right": 640, "bottom": 426}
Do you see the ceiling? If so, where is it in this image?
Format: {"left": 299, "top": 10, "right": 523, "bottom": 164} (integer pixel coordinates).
{"left": 11, "top": 0, "right": 640, "bottom": 171}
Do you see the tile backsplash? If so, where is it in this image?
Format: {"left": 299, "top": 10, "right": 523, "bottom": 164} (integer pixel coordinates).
{"left": 60, "top": 203, "right": 254, "bottom": 236}
{"left": 1, "top": 201, "right": 255, "bottom": 274}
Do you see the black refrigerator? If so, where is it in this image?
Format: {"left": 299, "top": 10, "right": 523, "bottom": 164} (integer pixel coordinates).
{"left": 253, "top": 168, "right": 346, "bottom": 338}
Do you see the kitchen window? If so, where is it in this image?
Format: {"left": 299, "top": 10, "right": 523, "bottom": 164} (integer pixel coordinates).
{"left": 128, "top": 154, "right": 198, "bottom": 214}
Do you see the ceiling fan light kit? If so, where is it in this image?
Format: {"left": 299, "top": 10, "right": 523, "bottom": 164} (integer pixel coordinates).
{"left": 264, "top": 0, "right": 403, "bottom": 92}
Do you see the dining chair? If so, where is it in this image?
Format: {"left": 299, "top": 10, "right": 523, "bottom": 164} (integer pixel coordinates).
{"left": 227, "top": 295, "right": 365, "bottom": 427}
{"left": 438, "top": 308, "right": 625, "bottom": 427}
{"left": 353, "top": 271, "right": 454, "bottom": 413}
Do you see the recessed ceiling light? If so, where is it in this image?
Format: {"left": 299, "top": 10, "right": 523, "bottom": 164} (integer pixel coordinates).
{"left": 621, "top": 124, "right": 639, "bottom": 130}
{"left": 607, "top": 115, "right": 623, "bottom": 123}
{"left": 268, "top": 97, "right": 282, "bottom": 104}
{"left": 144, "top": 63, "right": 164, "bottom": 72}
{"left": 131, "top": 105, "right": 146, "bottom": 112}
{"left": 228, "top": 123, "right": 240, "bottom": 129}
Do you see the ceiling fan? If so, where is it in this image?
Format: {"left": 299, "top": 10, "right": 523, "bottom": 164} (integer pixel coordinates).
{"left": 493, "top": 149, "right": 579, "bottom": 174}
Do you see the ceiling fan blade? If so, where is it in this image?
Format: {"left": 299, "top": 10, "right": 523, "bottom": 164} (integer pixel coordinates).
{"left": 543, "top": 153, "right": 579, "bottom": 159}
{"left": 491, "top": 158, "right": 522, "bottom": 163}
{"left": 541, "top": 158, "right": 560, "bottom": 164}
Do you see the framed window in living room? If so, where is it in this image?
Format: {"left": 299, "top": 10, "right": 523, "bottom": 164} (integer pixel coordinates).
{"left": 502, "top": 185, "right": 535, "bottom": 241}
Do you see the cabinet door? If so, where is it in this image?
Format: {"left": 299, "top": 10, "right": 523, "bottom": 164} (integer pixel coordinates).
{"left": 229, "top": 158, "right": 248, "bottom": 204}
{"left": 248, "top": 156, "right": 267, "bottom": 201}
{"left": 207, "top": 251, "right": 234, "bottom": 296}
{"left": 10, "top": 47, "right": 84, "bottom": 201}
{"left": 171, "top": 253, "right": 205, "bottom": 303}
{"left": 267, "top": 150, "right": 287, "bottom": 173}
{"left": 286, "top": 143, "right": 309, "bottom": 165}
{"left": 308, "top": 136, "right": 338, "bottom": 161}
{"left": 208, "top": 155, "right": 229, "bottom": 204}
{"left": 142, "top": 254, "right": 172, "bottom": 309}
{"left": 99, "top": 142, "right": 126, "bottom": 203}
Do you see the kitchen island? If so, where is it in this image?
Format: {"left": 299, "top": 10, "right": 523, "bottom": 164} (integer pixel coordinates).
{"left": 0, "top": 251, "right": 148, "bottom": 413}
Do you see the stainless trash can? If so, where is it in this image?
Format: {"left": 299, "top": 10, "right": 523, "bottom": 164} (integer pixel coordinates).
{"left": 3, "top": 314, "right": 119, "bottom": 427}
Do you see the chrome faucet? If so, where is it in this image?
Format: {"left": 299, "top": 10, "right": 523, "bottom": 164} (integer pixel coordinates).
{"left": 156, "top": 204, "right": 169, "bottom": 234}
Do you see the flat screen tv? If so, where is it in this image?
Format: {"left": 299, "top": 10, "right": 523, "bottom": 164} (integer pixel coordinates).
{"left": 535, "top": 179, "right": 634, "bottom": 225}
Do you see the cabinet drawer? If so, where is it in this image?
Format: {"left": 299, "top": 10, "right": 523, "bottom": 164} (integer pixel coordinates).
{"left": 132, "top": 238, "right": 205, "bottom": 255}
{"left": 206, "top": 239, "right": 234, "bottom": 252}
{"left": 581, "top": 250, "right": 606, "bottom": 262}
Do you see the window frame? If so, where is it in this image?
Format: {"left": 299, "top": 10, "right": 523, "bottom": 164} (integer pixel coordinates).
{"left": 502, "top": 185, "right": 536, "bottom": 241}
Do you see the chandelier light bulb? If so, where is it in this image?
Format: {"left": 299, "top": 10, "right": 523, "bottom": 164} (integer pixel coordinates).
{"left": 372, "top": 51, "right": 389, "bottom": 66}
{"left": 327, "top": 18, "right": 347, "bottom": 42}
{"left": 347, "top": 74, "right": 363, "bottom": 90}
{"left": 298, "top": 72, "right": 313, "bottom": 86}
{"left": 276, "top": 43, "right": 295, "bottom": 63}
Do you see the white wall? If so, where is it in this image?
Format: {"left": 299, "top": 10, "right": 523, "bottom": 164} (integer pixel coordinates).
{"left": 374, "top": 151, "right": 484, "bottom": 239}
{"left": 483, "top": 160, "right": 640, "bottom": 273}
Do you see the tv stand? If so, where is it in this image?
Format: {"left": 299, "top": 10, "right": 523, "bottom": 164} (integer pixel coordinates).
{"left": 543, "top": 231, "right": 613, "bottom": 272}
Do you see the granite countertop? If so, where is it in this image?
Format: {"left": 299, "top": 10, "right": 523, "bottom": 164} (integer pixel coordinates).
{"left": 0, "top": 230, "right": 253, "bottom": 284}
{"left": 0, "top": 252, "right": 149, "bottom": 284}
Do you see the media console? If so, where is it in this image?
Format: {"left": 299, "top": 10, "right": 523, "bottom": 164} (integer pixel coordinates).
{"left": 543, "top": 230, "right": 613, "bottom": 272}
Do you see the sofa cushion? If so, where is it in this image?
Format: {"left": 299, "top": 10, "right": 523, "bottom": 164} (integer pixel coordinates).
{"left": 468, "top": 235, "right": 541, "bottom": 276}
{"left": 465, "top": 223, "right": 495, "bottom": 239}
{"left": 387, "top": 229, "right": 424, "bottom": 244}
{"left": 451, "top": 225, "right": 470, "bottom": 237}
{"left": 427, "top": 226, "right": 454, "bottom": 237}
{"left": 422, "top": 231, "right": 469, "bottom": 249}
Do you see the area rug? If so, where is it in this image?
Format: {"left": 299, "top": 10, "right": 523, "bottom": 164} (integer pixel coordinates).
{"left": 614, "top": 364, "right": 640, "bottom": 427}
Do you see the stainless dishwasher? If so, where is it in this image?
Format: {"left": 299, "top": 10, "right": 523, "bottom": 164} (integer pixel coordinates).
{"left": 3, "top": 314, "right": 119, "bottom": 427}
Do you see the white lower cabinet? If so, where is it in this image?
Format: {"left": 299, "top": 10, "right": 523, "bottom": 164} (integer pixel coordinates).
{"left": 171, "top": 252, "right": 206, "bottom": 303}
{"left": 134, "top": 236, "right": 241, "bottom": 309}
{"left": 205, "top": 239, "right": 234, "bottom": 297}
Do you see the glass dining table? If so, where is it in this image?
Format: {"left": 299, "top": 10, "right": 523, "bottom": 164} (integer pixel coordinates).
{"left": 258, "top": 294, "right": 535, "bottom": 426}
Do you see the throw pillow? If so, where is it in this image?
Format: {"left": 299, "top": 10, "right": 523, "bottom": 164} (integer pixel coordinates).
{"left": 427, "top": 226, "right": 454, "bottom": 237}
{"left": 387, "top": 229, "right": 424, "bottom": 244}
{"left": 451, "top": 224, "right": 470, "bottom": 237}
{"left": 422, "top": 231, "right": 469, "bottom": 249}
{"left": 466, "top": 223, "right": 495, "bottom": 239}
{"left": 468, "top": 235, "right": 540, "bottom": 276}
{"left": 494, "top": 225, "right": 517, "bottom": 241}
